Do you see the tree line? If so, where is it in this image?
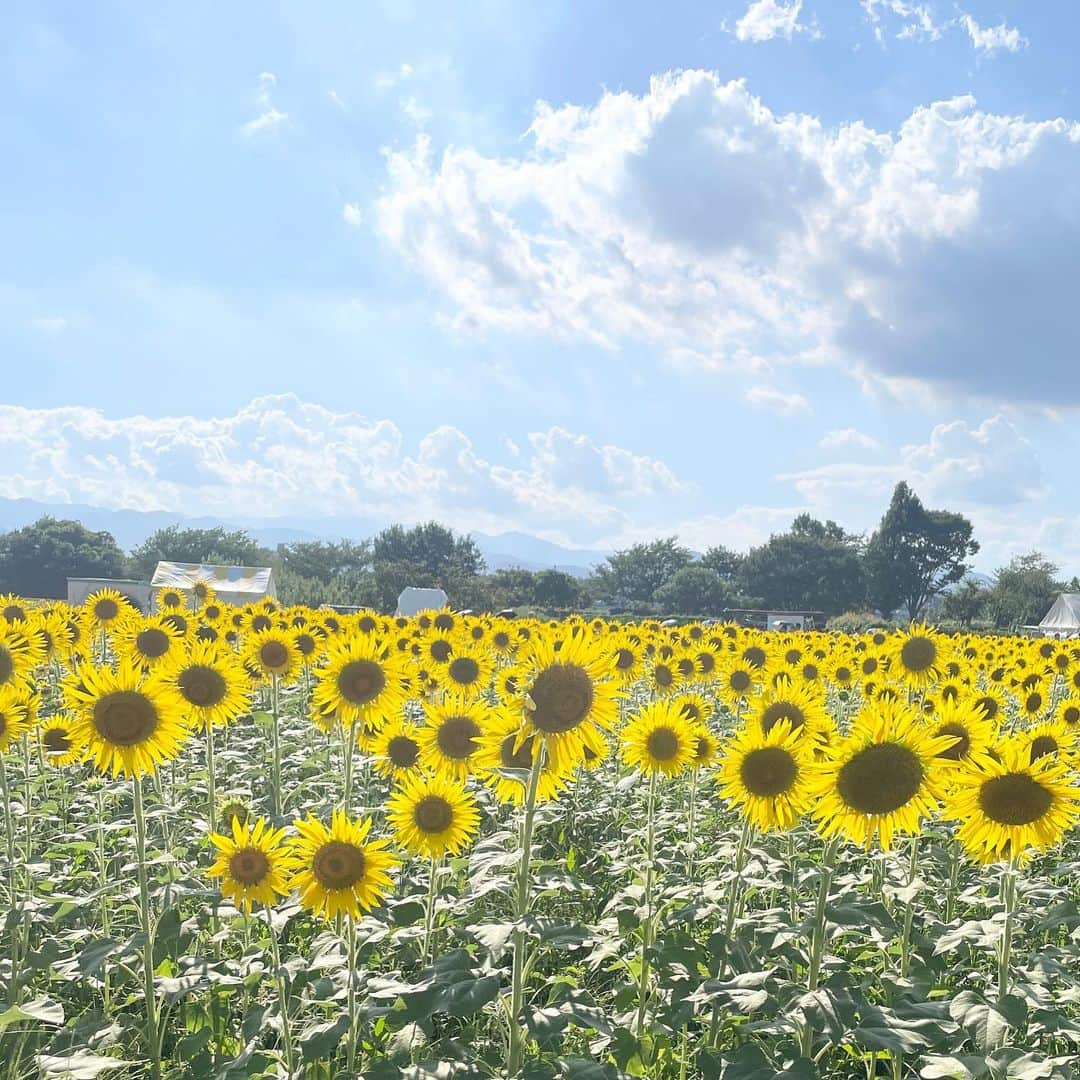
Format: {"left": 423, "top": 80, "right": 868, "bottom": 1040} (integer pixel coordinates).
{"left": 0, "top": 482, "right": 1073, "bottom": 626}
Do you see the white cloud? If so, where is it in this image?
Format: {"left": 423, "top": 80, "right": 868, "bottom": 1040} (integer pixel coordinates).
{"left": 241, "top": 72, "right": 288, "bottom": 137}
{"left": 374, "top": 63, "right": 415, "bottom": 91}
{"left": 959, "top": 14, "right": 1025, "bottom": 54}
{"left": 342, "top": 203, "right": 364, "bottom": 226}
{"left": 734, "top": 0, "right": 814, "bottom": 43}
{"left": 376, "top": 71, "right": 1080, "bottom": 405}
{"left": 0, "top": 395, "right": 683, "bottom": 546}
{"left": 819, "top": 428, "right": 880, "bottom": 451}
{"left": 30, "top": 315, "right": 68, "bottom": 336}
{"left": 328, "top": 89, "right": 345, "bottom": 109}
{"left": 745, "top": 384, "right": 810, "bottom": 415}
{"left": 860, "top": 0, "right": 946, "bottom": 42}
{"left": 783, "top": 414, "right": 1043, "bottom": 511}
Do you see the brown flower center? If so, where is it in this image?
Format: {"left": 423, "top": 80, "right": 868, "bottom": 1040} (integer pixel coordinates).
{"left": 136, "top": 628, "right": 172, "bottom": 659}
{"left": 312, "top": 840, "right": 366, "bottom": 890}
{"left": 0, "top": 650, "right": 13, "bottom": 685}
{"left": 729, "top": 670, "right": 752, "bottom": 693}
{"left": 934, "top": 722, "right": 970, "bottom": 761}
{"left": 94, "top": 598, "right": 120, "bottom": 621}
{"left": 740, "top": 746, "right": 798, "bottom": 797}
{"left": 414, "top": 795, "right": 453, "bottom": 834}
{"left": 229, "top": 846, "right": 270, "bottom": 886}
{"left": 337, "top": 660, "right": 386, "bottom": 705}
{"left": 179, "top": 665, "right": 227, "bottom": 707}
{"left": 760, "top": 701, "right": 806, "bottom": 735}
{"left": 1029, "top": 735, "right": 1058, "bottom": 762}
{"left": 646, "top": 726, "right": 680, "bottom": 762}
{"left": 2, "top": 604, "right": 26, "bottom": 622}
{"left": 43, "top": 728, "right": 71, "bottom": 754}
{"left": 500, "top": 732, "right": 536, "bottom": 770}
{"left": 448, "top": 657, "right": 481, "bottom": 685}
{"left": 436, "top": 716, "right": 481, "bottom": 760}
{"left": 94, "top": 691, "right": 159, "bottom": 746}
{"left": 529, "top": 664, "right": 594, "bottom": 734}
{"left": 387, "top": 735, "right": 420, "bottom": 768}
{"left": 900, "top": 636, "right": 936, "bottom": 673}
{"left": 836, "top": 742, "right": 924, "bottom": 815}
{"left": 979, "top": 772, "right": 1053, "bottom": 826}
{"left": 743, "top": 646, "right": 767, "bottom": 670}
{"left": 429, "top": 639, "right": 452, "bottom": 663}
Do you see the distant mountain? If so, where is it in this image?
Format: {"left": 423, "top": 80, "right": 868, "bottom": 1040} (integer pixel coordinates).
{"left": 0, "top": 497, "right": 609, "bottom": 577}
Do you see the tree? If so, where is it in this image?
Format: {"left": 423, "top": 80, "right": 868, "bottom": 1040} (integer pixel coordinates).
{"left": 276, "top": 539, "right": 371, "bottom": 583}
{"left": 532, "top": 569, "right": 583, "bottom": 610}
{"left": 700, "top": 544, "right": 743, "bottom": 583}
{"left": 984, "top": 552, "right": 1062, "bottom": 629}
{"left": 593, "top": 537, "right": 693, "bottom": 606}
{"left": 941, "top": 578, "right": 990, "bottom": 628}
{"left": 487, "top": 568, "right": 539, "bottom": 609}
{"left": 129, "top": 525, "right": 272, "bottom": 576}
{"left": 653, "top": 565, "right": 732, "bottom": 616}
{"left": 0, "top": 517, "right": 126, "bottom": 599}
{"left": 370, "top": 522, "right": 486, "bottom": 610}
{"left": 864, "top": 483, "right": 979, "bottom": 620}
{"left": 738, "top": 516, "right": 866, "bottom": 614}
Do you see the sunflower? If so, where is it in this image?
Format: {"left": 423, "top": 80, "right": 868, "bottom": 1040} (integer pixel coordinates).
{"left": 290, "top": 810, "right": 397, "bottom": 920}
{"left": 747, "top": 682, "right": 829, "bottom": 742}
{"left": 1019, "top": 719, "right": 1076, "bottom": 766}
{"left": 0, "top": 594, "right": 29, "bottom": 624}
{"left": 190, "top": 577, "right": 217, "bottom": 607}
{"left": 115, "top": 615, "right": 186, "bottom": 672}
{"left": 806, "top": 701, "right": 955, "bottom": 850}
{"left": 32, "top": 610, "right": 76, "bottom": 664}
{"left": 418, "top": 694, "right": 491, "bottom": 779}
{"left": 0, "top": 685, "right": 32, "bottom": 753}
{"left": 67, "top": 659, "right": 189, "bottom": 777}
{"left": 442, "top": 642, "right": 494, "bottom": 698}
{"left": 85, "top": 588, "right": 133, "bottom": 630}
{"left": 620, "top": 699, "right": 698, "bottom": 778}
{"left": 420, "top": 630, "right": 456, "bottom": 668}
{"left": 245, "top": 629, "right": 301, "bottom": 684}
{"left": 923, "top": 697, "right": 998, "bottom": 766}
{"left": 0, "top": 624, "right": 45, "bottom": 690}
{"left": 645, "top": 656, "right": 683, "bottom": 697}
{"left": 219, "top": 797, "right": 252, "bottom": 831}
{"left": 519, "top": 634, "right": 619, "bottom": 773}
{"left": 169, "top": 641, "right": 250, "bottom": 728}
{"left": 945, "top": 740, "right": 1080, "bottom": 865}
{"left": 690, "top": 723, "right": 722, "bottom": 769}
{"left": 673, "top": 691, "right": 714, "bottom": 727}
{"left": 385, "top": 773, "right": 481, "bottom": 859}
{"left": 1017, "top": 683, "right": 1049, "bottom": 722}
{"left": 207, "top": 816, "right": 291, "bottom": 912}
{"left": 1055, "top": 698, "right": 1080, "bottom": 728}
{"left": 610, "top": 638, "right": 643, "bottom": 685}
{"left": 715, "top": 720, "right": 811, "bottom": 831}
{"left": 718, "top": 659, "right": 758, "bottom": 707}
{"left": 156, "top": 587, "right": 187, "bottom": 612}
{"left": 38, "top": 717, "right": 86, "bottom": 767}
{"left": 311, "top": 636, "right": 407, "bottom": 727}
{"left": 886, "top": 625, "right": 949, "bottom": 689}
{"left": 371, "top": 717, "right": 425, "bottom": 780}
{"left": 474, "top": 712, "right": 570, "bottom": 804}
{"left": 495, "top": 663, "right": 528, "bottom": 702}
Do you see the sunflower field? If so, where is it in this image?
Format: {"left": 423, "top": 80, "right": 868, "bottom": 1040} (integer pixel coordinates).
{"left": 2, "top": 589, "right": 1080, "bottom": 1079}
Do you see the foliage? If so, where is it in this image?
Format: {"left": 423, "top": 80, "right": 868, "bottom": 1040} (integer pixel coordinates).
{"left": 984, "top": 551, "right": 1062, "bottom": 629}
{"left": 276, "top": 539, "right": 371, "bottom": 583}
{"left": 653, "top": 564, "right": 734, "bottom": 615}
{"left": 738, "top": 515, "right": 866, "bottom": 614}
{"left": 942, "top": 578, "right": 991, "bottom": 628}
{"left": 0, "top": 516, "right": 127, "bottom": 598}
{"left": 825, "top": 610, "right": 891, "bottom": 633}
{"left": 592, "top": 537, "right": 693, "bottom": 606}
{"left": 128, "top": 525, "right": 274, "bottom": 577}
{"left": 370, "top": 521, "right": 486, "bottom": 610}
{"left": 865, "top": 482, "right": 979, "bottom": 620}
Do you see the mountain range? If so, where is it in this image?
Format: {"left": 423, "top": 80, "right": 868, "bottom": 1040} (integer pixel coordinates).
{"left": 0, "top": 497, "right": 610, "bottom": 577}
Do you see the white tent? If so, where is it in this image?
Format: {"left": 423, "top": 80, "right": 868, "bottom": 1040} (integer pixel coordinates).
{"left": 396, "top": 587, "right": 448, "bottom": 617}
{"left": 150, "top": 561, "right": 276, "bottom": 610}
{"left": 1038, "top": 594, "right": 1080, "bottom": 636}
{"left": 68, "top": 577, "right": 151, "bottom": 613}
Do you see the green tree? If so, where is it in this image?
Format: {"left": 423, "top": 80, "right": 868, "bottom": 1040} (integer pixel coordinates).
{"left": 370, "top": 522, "right": 486, "bottom": 611}
{"left": 864, "top": 482, "right": 979, "bottom": 620}
{"left": 0, "top": 517, "right": 127, "bottom": 599}
{"left": 653, "top": 565, "right": 732, "bottom": 616}
{"left": 129, "top": 525, "right": 273, "bottom": 576}
{"left": 941, "top": 578, "right": 990, "bottom": 628}
{"left": 738, "top": 516, "right": 866, "bottom": 614}
{"left": 700, "top": 544, "right": 743, "bottom": 583}
{"left": 532, "top": 569, "right": 583, "bottom": 610}
{"left": 487, "top": 568, "right": 539, "bottom": 609}
{"left": 275, "top": 566, "right": 379, "bottom": 609}
{"left": 984, "top": 552, "right": 1062, "bottom": 629}
{"left": 276, "top": 539, "right": 371, "bottom": 583}
{"left": 593, "top": 537, "right": 693, "bottom": 606}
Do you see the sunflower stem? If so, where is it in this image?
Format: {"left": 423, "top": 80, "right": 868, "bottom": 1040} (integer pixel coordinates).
{"left": 343, "top": 720, "right": 356, "bottom": 815}
{"left": 899, "top": 833, "right": 919, "bottom": 979}
{"left": 507, "top": 743, "right": 544, "bottom": 1076}
{"left": 269, "top": 675, "right": 282, "bottom": 819}
{"left": 686, "top": 767, "right": 699, "bottom": 881}
{"left": 801, "top": 837, "right": 839, "bottom": 1059}
{"left": 268, "top": 915, "right": 297, "bottom": 1076}
{"left": 96, "top": 785, "right": 112, "bottom": 1014}
{"left": 205, "top": 720, "right": 217, "bottom": 838}
{"left": 346, "top": 913, "right": 359, "bottom": 1074}
{"left": 422, "top": 857, "right": 440, "bottom": 964}
{"left": 634, "top": 769, "right": 659, "bottom": 1038}
{"left": 1, "top": 756, "right": 19, "bottom": 1004}
{"left": 997, "top": 857, "right": 1019, "bottom": 1014}
{"left": 133, "top": 776, "right": 162, "bottom": 1080}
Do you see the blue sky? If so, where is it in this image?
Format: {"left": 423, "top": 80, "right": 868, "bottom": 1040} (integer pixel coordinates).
{"left": 1, "top": 0, "right": 1077, "bottom": 570}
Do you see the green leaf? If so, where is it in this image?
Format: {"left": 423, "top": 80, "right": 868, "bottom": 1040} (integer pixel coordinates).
{"left": 0, "top": 997, "right": 64, "bottom": 1031}
{"left": 35, "top": 1053, "right": 130, "bottom": 1079}
{"left": 299, "top": 1014, "right": 350, "bottom": 1061}
{"left": 439, "top": 973, "right": 500, "bottom": 1017}
{"left": 949, "top": 991, "right": 1026, "bottom": 1054}
{"left": 919, "top": 1056, "right": 991, "bottom": 1080}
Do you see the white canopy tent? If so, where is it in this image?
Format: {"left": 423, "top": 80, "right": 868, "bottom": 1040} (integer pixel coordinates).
{"left": 150, "top": 561, "right": 276, "bottom": 610}
{"left": 1038, "top": 593, "right": 1080, "bottom": 636}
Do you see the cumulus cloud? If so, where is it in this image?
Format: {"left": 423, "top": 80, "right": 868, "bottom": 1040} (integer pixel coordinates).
{"left": 860, "top": 0, "right": 946, "bottom": 42}
{"left": 745, "top": 385, "right": 811, "bottom": 415}
{"left": 0, "top": 395, "right": 682, "bottom": 545}
{"left": 733, "top": 0, "right": 814, "bottom": 43}
{"left": 342, "top": 203, "right": 364, "bottom": 226}
{"left": 819, "top": 428, "right": 880, "bottom": 451}
{"left": 376, "top": 72, "right": 1078, "bottom": 405}
{"left": 783, "top": 414, "right": 1043, "bottom": 510}
{"left": 959, "top": 14, "right": 1026, "bottom": 55}
{"left": 241, "top": 72, "right": 288, "bottom": 137}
